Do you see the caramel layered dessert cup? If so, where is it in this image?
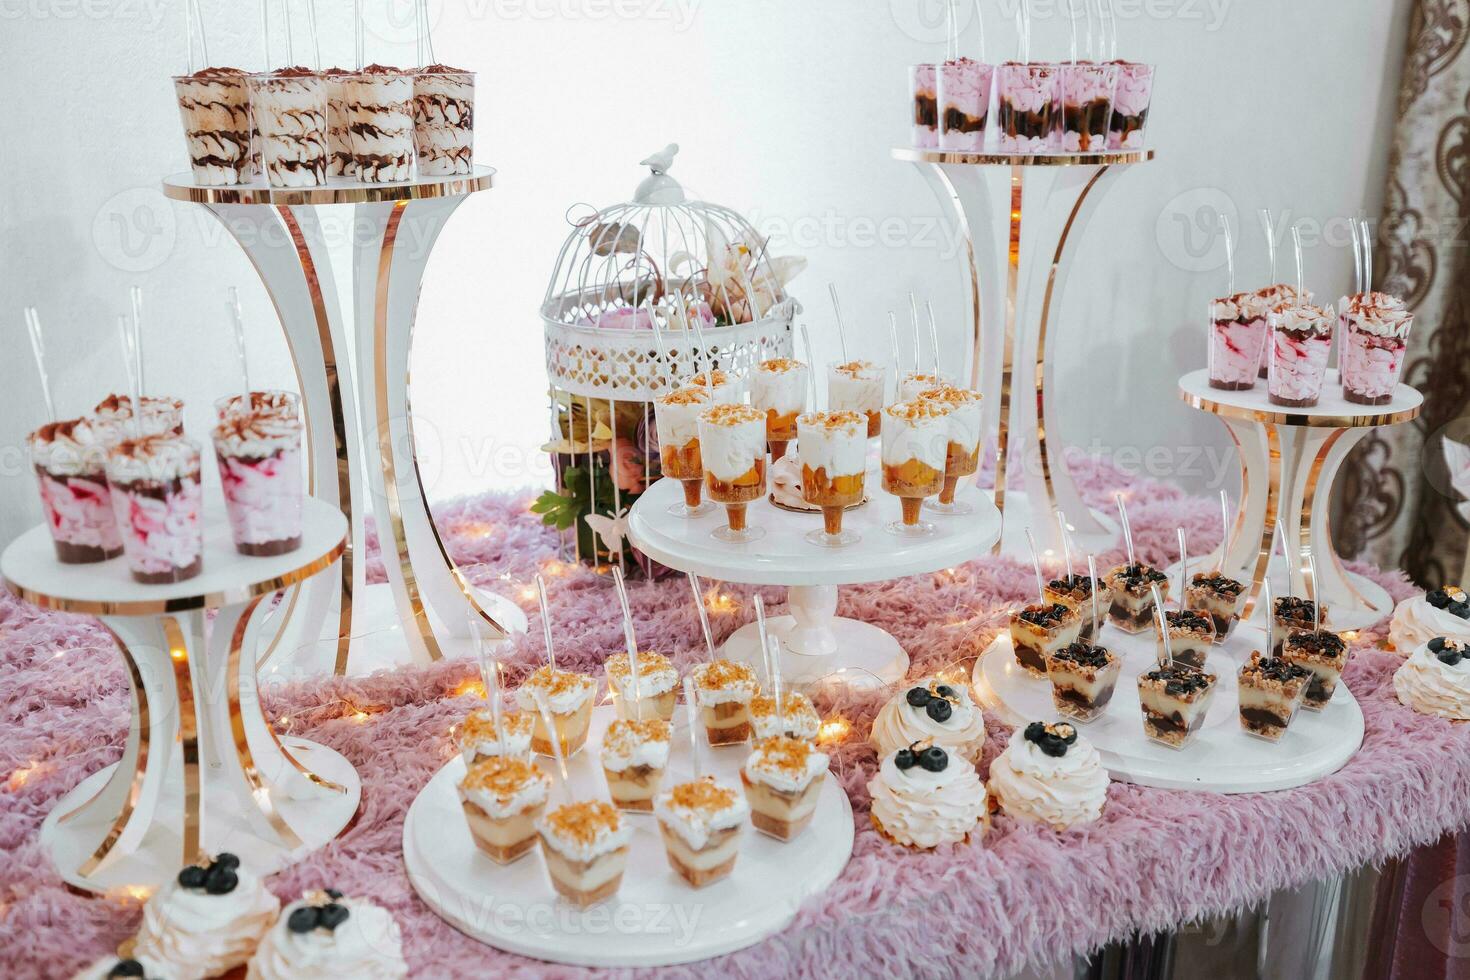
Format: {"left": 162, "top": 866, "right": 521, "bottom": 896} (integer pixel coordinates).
{"left": 1154, "top": 610, "right": 1215, "bottom": 672}
{"left": 1044, "top": 641, "right": 1123, "bottom": 722}
{"left": 1270, "top": 596, "right": 1327, "bottom": 656}
{"left": 1137, "top": 664, "right": 1218, "bottom": 749}
{"left": 684, "top": 369, "right": 743, "bottom": 405}
{"left": 690, "top": 659, "right": 760, "bottom": 746}
{"left": 212, "top": 400, "right": 304, "bottom": 556}
{"left": 881, "top": 399, "right": 955, "bottom": 536}
{"left": 457, "top": 707, "right": 533, "bottom": 765}
{"left": 918, "top": 385, "right": 982, "bottom": 515}
{"left": 827, "top": 360, "right": 886, "bottom": 437}
{"left": 458, "top": 756, "right": 551, "bottom": 864}
{"left": 1237, "top": 652, "right": 1312, "bottom": 741}
{"left": 742, "top": 736, "right": 829, "bottom": 841}
{"left": 537, "top": 800, "right": 631, "bottom": 908}
{"left": 1339, "top": 291, "right": 1413, "bottom": 405}
{"left": 604, "top": 650, "right": 679, "bottom": 722}
{"left": 322, "top": 67, "right": 356, "bottom": 176}
{"left": 412, "top": 65, "right": 475, "bottom": 176}
{"left": 105, "top": 435, "right": 204, "bottom": 585}
{"left": 653, "top": 385, "right": 714, "bottom": 516}
{"left": 909, "top": 63, "right": 939, "bottom": 148}
{"left": 342, "top": 65, "right": 416, "bottom": 182}
{"left": 796, "top": 410, "right": 868, "bottom": 547}
{"left": 1267, "top": 304, "right": 1335, "bottom": 408}
{"left": 1103, "top": 562, "right": 1170, "bottom": 633}
{"left": 1043, "top": 574, "right": 1114, "bottom": 642}
{"left": 996, "top": 61, "right": 1058, "bottom": 153}
{"left": 697, "top": 403, "right": 768, "bottom": 542}
{"left": 749, "top": 690, "right": 822, "bottom": 741}
{"left": 1280, "top": 628, "right": 1349, "bottom": 711}
{"left": 750, "top": 358, "right": 809, "bottom": 461}
{"left": 938, "top": 57, "right": 994, "bottom": 151}
{"left": 247, "top": 68, "right": 329, "bottom": 188}
{"left": 1185, "top": 571, "right": 1247, "bottom": 640}
{"left": 898, "top": 371, "right": 951, "bottom": 401}
{"left": 1009, "top": 602, "right": 1082, "bottom": 679}
{"left": 600, "top": 718, "right": 671, "bottom": 812}
{"left": 655, "top": 776, "right": 750, "bottom": 888}
{"left": 514, "top": 665, "right": 597, "bottom": 758}
{"left": 27, "top": 418, "right": 122, "bottom": 564}
{"left": 94, "top": 394, "right": 185, "bottom": 440}
{"left": 173, "top": 67, "right": 254, "bottom": 185}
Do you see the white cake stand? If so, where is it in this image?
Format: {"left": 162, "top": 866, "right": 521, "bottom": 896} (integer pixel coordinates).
{"left": 971, "top": 620, "right": 1364, "bottom": 793}
{"left": 627, "top": 476, "right": 1001, "bottom": 690}
{"left": 403, "top": 706, "right": 853, "bottom": 967}
{"left": 1177, "top": 369, "right": 1423, "bottom": 630}
{"left": 2, "top": 500, "right": 361, "bottom": 892}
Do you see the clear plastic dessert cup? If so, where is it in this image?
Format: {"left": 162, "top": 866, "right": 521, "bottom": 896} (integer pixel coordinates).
{"left": 27, "top": 419, "right": 123, "bottom": 564}
{"left": 750, "top": 358, "right": 809, "bottom": 462}
{"left": 322, "top": 68, "right": 356, "bottom": 177}
{"left": 827, "top": 360, "right": 886, "bottom": 438}
{"left": 797, "top": 410, "right": 868, "bottom": 547}
{"left": 1207, "top": 294, "right": 1269, "bottom": 391}
{"left": 938, "top": 58, "right": 994, "bottom": 151}
{"left": 342, "top": 66, "right": 416, "bottom": 182}
{"left": 248, "top": 69, "right": 329, "bottom": 188}
{"left": 413, "top": 66, "right": 475, "bottom": 176}
{"left": 1057, "top": 62, "right": 1118, "bottom": 153}
{"left": 173, "top": 69, "right": 254, "bottom": 185}
{"left": 1267, "top": 305, "right": 1335, "bottom": 408}
{"left": 917, "top": 385, "right": 982, "bottom": 515}
{"left": 1107, "top": 61, "right": 1154, "bottom": 150}
{"left": 1339, "top": 292, "right": 1413, "bottom": 405}
{"left": 995, "top": 62, "right": 1058, "bottom": 154}
{"left": 653, "top": 385, "right": 714, "bottom": 517}
{"left": 106, "top": 435, "right": 205, "bottom": 585}
{"left": 212, "top": 400, "right": 305, "bottom": 556}
{"left": 909, "top": 63, "right": 940, "bottom": 148}
{"left": 698, "top": 404, "right": 768, "bottom": 543}
{"left": 881, "top": 400, "right": 953, "bottom": 536}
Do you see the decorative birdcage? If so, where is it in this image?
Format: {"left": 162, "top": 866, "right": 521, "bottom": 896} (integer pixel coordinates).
{"left": 533, "top": 144, "right": 803, "bottom": 570}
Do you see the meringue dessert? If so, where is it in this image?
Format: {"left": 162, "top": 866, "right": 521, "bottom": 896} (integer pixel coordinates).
{"left": 247, "top": 890, "right": 407, "bottom": 979}
{"left": 514, "top": 665, "right": 598, "bottom": 758}
{"left": 247, "top": 68, "right": 328, "bottom": 188}
{"left": 749, "top": 690, "right": 822, "bottom": 741}
{"left": 882, "top": 399, "right": 955, "bottom": 530}
{"left": 868, "top": 740, "right": 988, "bottom": 849}
{"left": 1237, "top": 652, "right": 1312, "bottom": 741}
{"left": 1009, "top": 602, "right": 1083, "bottom": 679}
{"left": 690, "top": 659, "right": 760, "bottom": 746}
{"left": 341, "top": 65, "right": 415, "bottom": 182}
{"left": 1339, "top": 291, "right": 1413, "bottom": 405}
{"left": 73, "top": 955, "right": 176, "bottom": 979}
{"left": 1394, "top": 637, "right": 1470, "bottom": 721}
{"left": 601, "top": 717, "right": 671, "bottom": 812}
{"left": 988, "top": 722, "right": 1110, "bottom": 830}
{"left": 1206, "top": 290, "right": 1269, "bottom": 391}
{"left": 538, "top": 800, "right": 632, "bottom": 908}
{"left": 653, "top": 385, "right": 714, "bottom": 512}
{"left": 213, "top": 397, "right": 304, "bottom": 556}
{"left": 28, "top": 418, "right": 123, "bottom": 564}
{"left": 1104, "top": 562, "right": 1170, "bottom": 633}
{"left": 1270, "top": 596, "right": 1327, "bottom": 656}
{"left": 105, "top": 435, "right": 205, "bottom": 585}
{"left": 655, "top": 775, "right": 750, "bottom": 887}
{"left": 1137, "top": 665, "right": 1218, "bottom": 749}
{"left": 870, "top": 678, "right": 986, "bottom": 763}
{"left": 1155, "top": 609, "right": 1216, "bottom": 672}
{"left": 173, "top": 67, "right": 253, "bottom": 185}
{"left": 742, "top": 735, "right": 829, "bottom": 841}
{"left": 459, "top": 755, "right": 552, "bottom": 863}
{"left": 412, "top": 65, "right": 475, "bottom": 176}
{"left": 1389, "top": 587, "right": 1470, "bottom": 653}
{"left": 1043, "top": 573, "right": 1114, "bottom": 642}
{"left": 750, "top": 358, "right": 809, "bottom": 461}
{"left": 1280, "top": 629, "right": 1349, "bottom": 710}
{"left": 1045, "top": 641, "right": 1123, "bottom": 722}
{"left": 796, "top": 409, "right": 868, "bottom": 545}
{"left": 133, "top": 854, "right": 280, "bottom": 979}
{"left": 698, "top": 403, "right": 768, "bottom": 539}
{"left": 1185, "top": 571, "right": 1248, "bottom": 640}
{"left": 457, "top": 706, "right": 533, "bottom": 764}
{"left": 604, "top": 650, "right": 679, "bottom": 721}
{"left": 827, "top": 360, "right": 886, "bottom": 436}
{"left": 1267, "top": 304, "right": 1335, "bottom": 408}
{"left": 918, "top": 385, "right": 982, "bottom": 510}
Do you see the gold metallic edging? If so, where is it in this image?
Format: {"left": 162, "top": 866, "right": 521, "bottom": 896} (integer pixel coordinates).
{"left": 1242, "top": 425, "right": 1284, "bottom": 621}
{"left": 161, "top": 616, "right": 202, "bottom": 866}
{"left": 1177, "top": 387, "right": 1422, "bottom": 429}
{"left": 226, "top": 598, "right": 304, "bottom": 848}
{"left": 162, "top": 168, "right": 495, "bottom": 206}
{"left": 892, "top": 148, "right": 1153, "bottom": 167}
{"left": 990, "top": 166, "right": 1024, "bottom": 553}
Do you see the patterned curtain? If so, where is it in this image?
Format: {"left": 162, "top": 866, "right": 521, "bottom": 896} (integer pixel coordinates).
{"left": 1334, "top": 0, "right": 1470, "bottom": 588}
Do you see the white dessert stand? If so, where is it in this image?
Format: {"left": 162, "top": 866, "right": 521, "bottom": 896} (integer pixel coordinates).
{"left": 892, "top": 148, "right": 1153, "bottom": 557}
{"left": 403, "top": 706, "right": 853, "bottom": 967}
{"left": 971, "top": 621, "right": 1365, "bottom": 793}
{"left": 2, "top": 500, "right": 361, "bottom": 892}
{"left": 1177, "top": 369, "right": 1423, "bottom": 630}
{"left": 162, "top": 169, "right": 514, "bottom": 678}
{"left": 627, "top": 475, "right": 1001, "bottom": 690}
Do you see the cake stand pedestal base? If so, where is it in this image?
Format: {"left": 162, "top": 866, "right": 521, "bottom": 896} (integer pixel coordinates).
{"left": 722, "top": 612, "right": 908, "bottom": 691}
{"left": 991, "top": 489, "right": 1118, "bottom": 559}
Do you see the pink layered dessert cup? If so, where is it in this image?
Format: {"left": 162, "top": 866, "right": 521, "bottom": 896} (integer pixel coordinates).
{"left": 1106, "top": 61, "right": 1154, "bottom": 150}
{"left": 1254, "top": 284, "right": 1312, "bottom": 378}
{"left": 909, "top": 63, "right": 939, "bottom": 148}
{"left": 173, "top": 67, "right": 255, "bottom": 185}
{"left": 1339, "top": 292, "right": 1413, "bottom": 405}
{"left": 105, "top": 435, "right": 205, "bottom": 585}
{"left": 1267, "top": 305, "right": 1335, "bottom": 408}
{"left": 937, "top": 58, "right": 993, "bottom": 151}
{"left": 996, "top": 62, "right": 1058, "bottom": 153}
{"left": 1207, "top": 291, "right": 1269, "bottom": 391}
{"left": 213, "top": 397, "right": 305, "bottom": 557}
{"left": 413, "top": 65, "right": 475, "bottom": 176}
{"left": 28, "top": 419, "right": 123, "bottom": 564}
{"left": 1058, "top": 62, "right": 1118, "bottom": 152}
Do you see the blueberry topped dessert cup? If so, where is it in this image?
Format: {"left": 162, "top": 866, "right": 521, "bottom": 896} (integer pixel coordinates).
{"left": 1043, "top": 573, "right": 1114, "bottom": 642}
{"left": 1279, "top": 628, "right": 1349, "bottom": 711}
{"left": 1009, "top": 602, "right": 1082, "bottom": 679}
{"left": 1185, "top": 571, "right": 1248, "bottom": 640}
{"left": 1237, "top": 652, "right": 1312, "bottom": 742}
{"left": 1270, "top": 596, "right": 1327, "bottom": 656}
{"left": 1137, "top": 664, "right": 1218, "bottom": 749}
{"left": 1154, "top": 609, "right": 1216, "bottom": 672}
{"left": 1045, "top": 641, "right": 1123, "bottom": 722}
{"left": 1104, "top": 562, "right": 1170, "bottom": 634}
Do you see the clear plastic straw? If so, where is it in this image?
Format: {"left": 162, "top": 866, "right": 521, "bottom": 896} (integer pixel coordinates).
{"left": 1217, "top": 490, "right": 1230, "bottom": 572}
{"left": 1219, "top": 214, "right": 1235, "bottom": 296}
{"left": 682, "top": 677, "right": 703, "bottom": 778}
{"left": 1055, "top": 509, "right": 1073, "bottom": 581}
{"left": 687, "top": 572, "right": 717, "bottom": 660}
{"left": 226, "top": 287, "right": 250, "bottom": 394}
{"left": 306, "top": 0, "right": 321, "bottom": 70}
{"left": 1260, "top": 209, "right": 1278, "bottom": 284}
{"left": 1307, "top": 552, "right": 1320, "bottom": 634}
{"left": 1151, "top": 583, "right": 1172, "bottom": 666}
{"left": 467, "top": 610, "right": 505, "bottom": 749}
{"left": 1024, "top": 527, "right": 1046, "bottom": 604}
{"left": 534, "top": 693, "right": 573, "bottom": 802}
{"left": 354, "top": 0, "right": 362, "bottom": 71}
{"left": 1176, "top": 527, "right": 1188, "bottom": 612}
{"left": 1276, "top": 518, "right": 1290, "bottom": 602}
{"left": 422, "top": 0, "right": 436, "bottom": 66}
{"left": 888, "top": 312, "right": 903, "bottom": 389}
{"left": 754, "top": 594, "right": 781, "bottom": 715}
{"left": 800, "top": 324, "right": 819, "bottom": 409}
{"left": 185, "top": 0, "right": 196, "bottom": 73}
{"left": 117, "top": 315, "right": 142, "bottom": 440}
{"left": 908, "top": 293, "right": 921, "bottom": 372}
{"left": 261, "top": 0, "right": 271, "bottom": 71}
{"left": 973, "top": 0, "right": 986, "bottom": 61}
{"left": 129, "top": 286, "right": 146, "bottom": 393}
{"left": 1350, "top": 219, "right": 1364, "bottom": 296}
{"left": 1360, "top": 218, "right": 1373, "bottom": 291}
{"left": 1114, "top": 492, "right": 1136, "bottom": 565}
{"left": 284, "top": 0, "right": 294, "bottom": 65}
{"left": 1087, "top": 555, "right": 1100, "bottom": 639}
{"left": 1292, "top": 225, "right": 1305, "bottom": 300}
{"left": 22, "top": 307, "right": 56, "bottom": 422}
{"left": 191, "top": 0, "right": 208, "bottom": 66}
{"left": 535, "top": 573, "right": 556, "bottom": 671}
{"left": 827, "top": 284, "right": 850, "bottom": 362}
{"left": 611, "top": 566, "right": 643, "bottom": 720}
{"left": 925, "top": 300, "right": 941, "bottom": 375}
{"left": 1067, "top": 0, "right": 1078, "bottom": 62}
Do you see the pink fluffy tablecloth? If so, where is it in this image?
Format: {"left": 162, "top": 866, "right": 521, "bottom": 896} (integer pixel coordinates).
{"left": 0, "top": 462, "right": 1455, "bottom": 979}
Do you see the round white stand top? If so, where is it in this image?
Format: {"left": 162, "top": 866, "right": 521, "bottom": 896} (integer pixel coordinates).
{"left": 891, "top": 147, "right": 1155, "bottom": 167}
{"left": 161, "top": 165, "right": 496, "bottom": 206}
{"left": 2, "top": 498, "right": 347, "bottom": 615}
{"left": 1178, "top": 368, "right": 1422, "bottom": 429}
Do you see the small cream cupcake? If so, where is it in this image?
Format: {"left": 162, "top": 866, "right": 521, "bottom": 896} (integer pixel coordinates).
{"left": 246, "top": 890, "right": 407, "bottom": 979}
{"left": 867, "top": 740, "right": 988, "bottom": 849}
{"left": 133, "top": 854, "right": 280, "bottom": 978}
{"left": 456, "top": 707, "right": 533, "bottom": 765}
{"left": 987, "top": 722, "right": 1110, "bottom": 831}
{"left": 749, "top": 691, "right": 821, "bottom": 741}
{"left": 870, "top": 677, "right": 986, "bottom": 763}
{"left": 604, "top": 651, "right": 680, "bottom": 722}
{"left": 1395, "top": 636, "right": 1470, "bottom": 721}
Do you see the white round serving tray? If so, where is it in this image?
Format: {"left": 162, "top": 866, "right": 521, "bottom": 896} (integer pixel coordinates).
{"left": 403, "top": 706, "right": 855, "bottom": 967}
{"left": 971, "top": 621, "right": 1364, "bottom": 793}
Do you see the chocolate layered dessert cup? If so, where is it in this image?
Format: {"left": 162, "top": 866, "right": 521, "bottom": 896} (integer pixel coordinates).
{"left": 1136, "top": 664, "right": 1218, "bottom": 749}
{"left": 343, "top": 65, "right": 415, "bottom": 182}
{"left": 173, "top": 67, "right": 254, "bottom": 185}
{"left": 412, "top": 65, "right": 474, "bottom": 176}
{"left": 796, "top": 410, "right": 868, "bottom": 546}
{"left": 1106, "top": 61, "right": 1154, "bottom": 150}
{"left": 537, "top": 800, "right": 631, "bottom": 908}
{"left": 937, "top": 58, "right": 994, "bottom": 151}
{"left": 1044, "top": 641, "right": 1122, "bottom": 722}
{"left": 600, "top": 718, "right": 670, "bottom": 812}
{"left": 995, "top": 62, "right": 1058, "bottom": 153}
{"left": 458, "top": 755, "right": 551, "bottom": 864}
{"left": 690, "top": 659, "right": 759, "bottom": 746}
{"left": 1339, "top": 291, "right": 1413, "bottom": 405}
{"left": 749, "top": 690, "right": 821, "bottom": 741}
{"left": 918, "top": 385, "right": 982, "bottom": 512}
{"left": 751, "top": 357, "right": 809, "bottom": 461}
{"left": 1009, "top": 601, "right": 1082, "bottom": 679}
{"left": 514, "top": 665, "right": 597, "bottom": 758}
{"left": 94, "top": 394, "right": 185, "bottom": 439}
{"left": 698, "top": 403, "right": 768, "bottom": 541}
{"left": 1270, "top": 596, "right": 1327, "bottom": 656}
{"left": 653, "top": 384, "right": 714, "bottom": 515}
{"left": 742, "top": 736, "right": 829, "bottom": 841}
{"left": 248, "top": 67, "right": 329, "bottom": 188}
{"left": 909, "top": 63, "right": 939, "bottom": 148}
{"left": 881, "top": 398, "right": 955, "bottom": 532}
{"left": 1185, "top": 571, "right": 1247, "bottom": 639}
{"left": 1279, "top": 628, "right": 1349, "bottom": 710}
{"left": 1103, "top": 562, "right": 1170, "bottom": 633}
{"left": 322, "top": 67, "right": 356, "bottom": 176}
{"left": 1057, "top": 61, "right": 1118, "bottom": 152}
{"left": 655, "top": 775, "right": 749, "bottom": 887}
{"left": 27, "top": 418, "right": 122, "bottom": 563}
{"left": 1237, "top": 652, "right": 1311, "bottom": 741}
{"left": 604, "top": 650, "right": 679, "bottom": 721}
{"left": 1155, "top": 609, "right": 1215, "bottom": 672}
{"left": 827, "top": 360, "right": 886, "bottom": 437}
{"left": 457, "top": 707, "right": 533, "bottom": 765}
{"left": 1043, "top": 573, "right": 1114, "bottom": 642}
{"left": 1267, "top": 304, "right": 1335, "bottom": 408}
{"left": 105, "top": 435, "right": 204, "bottom": 584}
{"left": 1207, "top": 290, "right": 1270, "bottom": 391}
{"left": 212, "top": 400, "right": 304, "bottom": 556}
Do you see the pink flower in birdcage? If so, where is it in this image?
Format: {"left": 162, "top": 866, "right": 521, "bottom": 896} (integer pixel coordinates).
{"left": 611, "top": 437, "right": 646, "bottom": 494}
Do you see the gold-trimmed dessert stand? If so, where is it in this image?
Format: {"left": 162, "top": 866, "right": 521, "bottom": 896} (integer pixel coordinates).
{"left": 3, "top": 499, "right": 360, "bottom": 893}
{"left": 891, "top": 147, "right": 1154, "bottom": 558}
{"left": 161, "top": 168, "right": 523, "bottom": 677}
{"left": 1177, "top": 368, "right": 1423, "bottom": 630}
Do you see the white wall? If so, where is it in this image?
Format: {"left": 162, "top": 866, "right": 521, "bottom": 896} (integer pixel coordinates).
{"left": 0, "top": 0, "right": 1410, "bottom": 546}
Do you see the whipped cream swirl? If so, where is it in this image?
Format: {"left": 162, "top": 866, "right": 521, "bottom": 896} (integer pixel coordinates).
{"left": 870, "top": 678, "right": 986, "bottom": 763}
{"left": 1395, "top": 641, "right": 1470, "bottom": 720}
{"left": 133, "top": 865, "right": 280, "bottom": 977}
{"left": 1389, "top": 593, "right": 1470, "bottom": 653}
{"left": 868, "top": 750, "right": 987, "bottom": 849}
{"left": 986, "top": 728, "right": 1110, "bottom": 830}
{"left": 246, "top": 895, "right": 407, "bottom": 979}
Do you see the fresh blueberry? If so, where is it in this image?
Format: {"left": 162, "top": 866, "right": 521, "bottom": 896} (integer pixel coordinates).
{"left": 177, "top": 864, "right": 207, "bottom": 889}
{"left": 1023, "top": 721, "right": 1047, "bottom": 745}
{"left": 318, "top": 903, "right": 351, "bottom": 930}
{"left": 204, "top": 866, "right": 238, "bottom": 895}
{"left": 894, "top": 748, "right": 916, "bottom": 770}
{"left": 325, "top": 888, "right": 343, "bottom": 900}
{"left": 1430, "top": 636, "right": 1447, "bottom": 653}
{"left": 215, "top": 852, "right": 240, "bottom": 870}
{"left": 925, "top": 698, "right": 953, "bottom": 723}
{"left": 288, "top": 905, "right": 322, "bottom": 933}
{"left": 1427, "top": 589, "right": 1450, "bottom": 609}
{"left": 108, "top": 961, "right": 146, "bottom": 978}
{"left": 1452, "top": 602, "right": 1470, "bottom": 621}
{"left": 918, "top": 746, "right": 949, "bottom": 772}
{"left": 1036, "top": 734, "right": 1069, "bottom": 758}
{"left": 935, "top": 685, "right": 957, "bottom": 700}
{"left": 906, "top": 687, "right": 932, "bottom": 708}
{"left": 1437, "top": 647, "right": 1464, "bottom": 667}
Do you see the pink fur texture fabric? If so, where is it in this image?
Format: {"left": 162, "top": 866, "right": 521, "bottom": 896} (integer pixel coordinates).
{"left": 0, "top": 462, "right": 1448, "bottom": 979}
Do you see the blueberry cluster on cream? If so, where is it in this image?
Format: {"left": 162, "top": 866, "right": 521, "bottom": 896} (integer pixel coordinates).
{"left": 870, "top": 676, "right": 986, "bottom": 763}
{"left": 988, "top": 722, "right": 1110, "bottom": 830}
{"left": 1395, "top": 637, "right": 1470, "bottom": 721}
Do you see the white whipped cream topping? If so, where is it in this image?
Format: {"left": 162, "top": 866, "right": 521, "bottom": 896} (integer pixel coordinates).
{"left": 458, "top": 761, "right": 551, "bottom": 818}
{"left": 134, "top": 865, "right": 280, "bottom": 977}
{"left": 828, "top": 361, "right": 886, "bottom": 414}
{"left": 654, "top": 779, "right": 750, "bottom": 849}
{"left": 749, "top": 691, "right": 822, "bottom": 740}
{"left": 986, "top": 728, "right": 1110, "bottom": 830}
{"left": 537, "top": 804, "right": 632, "bottom": 862}
{"left": 93, "top": 395, "right": 184, "bottom": 437}
{"left": 920, "top": 388, "right": 983, "bottom": 454}
{"left": 28, "top": 418, "right": 112, "bottom": 476}
{"left": 213, "top": 411, "right": 303, "bottom": 458}
{"left": 1340, "top": 291, "right": 1414, "bottom": 339}
{"left": 600, "top": 720, "right": 672, "bottom": 772}
{"left": 73, "top": 955, "right": 177, "bottom": 980}
{"left": 104, "top": 437, "right": 202, "bottom": 484}
{"left": 691, "top": 660, "right": 759, "bottom": 705}
{"left": 1389, "top": 593, "right": 1470, "bottom": 653}
{"left": 796, "top": 413, "right": 868, "bottom": 477}
{"left": 246, "top": 895, "right": 407, "bottom": 980}
{"left": 514, "top": 666, "right": 597, "bottom": 714}
{"left": 457, "top": 708, "right": 533, "bottom": 761}
{"left": 1394, "top": 641, "right": 1470, "bottom": 721}
{"left": 867, "top": 750, "right": 987, "bottom": 849}
{"left": 604, "top": 651, "right": 679, "bottom": 700}
{"left": 697, "top": 410, "right": 766, "bottom": 482}
{"left": 881, "top": 402, "right": 954, "bottom": 469}
{"left": 898, "top": 372, "right": 951, "bottom": 401}
{"left": 653, "top": 387, "right": 712, "bottom": 449}
{"left": 750, "top": 360, "right": 809, "bottom": 416}
{"left": 744, "top": 739, "right": 829, "bottom": 793}
{"left": 869, "top": 678, "right": 986, "bottom": 763}
{"left": 1269, "top": 305, "right": 1335, "bottom": 335}
{"left": 1212, "top": 290, "right": 1269, "bottom": 323}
